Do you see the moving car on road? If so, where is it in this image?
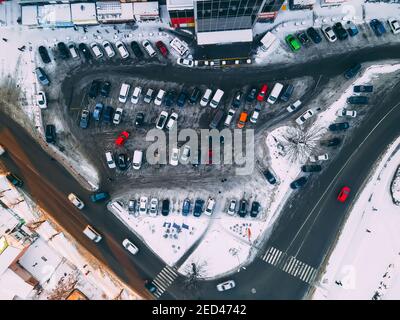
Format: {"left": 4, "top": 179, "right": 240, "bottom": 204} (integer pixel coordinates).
{"left": 309, "top": 154, "right": 329, "bottom": 162}
{"left": 290, "top": 177, "right": 308, "bottom": 189}
{"left": 90, "top": 192, "right": 109, "bottom": 203}
{"left": 337, "top": 186, "right": 351, "bottom": 202}
{"left": 329, "top": 122, "right": 350, "bottom": 131}
{"left": 83, "top": 225, "right": 102, "bottom": 243}
{"left": 295, "top": 109, "right": 314, "bottom": 125}
{"left": 287, "top": 99, "right": 302, "bottom": 113}
{"left": 344, "top": 63, "right": 362, "bottom": 79}
{"left": 68, "top": 193, "right": 84, "bottom": 209}
{"left": 217, "top": 280, "right": 235, "bottom": 292}
{"left": 337, "top": 109, "right": 357, "bottom": 118}
{"left": 347, "top": 95, "right": 368, "bottom": 105}
{"left": 122, "top": 239, "right": 139, "bottom": 255}
{"left": 320, "top": 138, "right": 341, "bottom": 147}
{"left": 301, "top": 164, "right": 322, "bottom": 173}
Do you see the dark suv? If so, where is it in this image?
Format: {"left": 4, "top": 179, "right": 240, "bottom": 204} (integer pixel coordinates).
{"left": 189, "top": 87, "right": 201, "bottom": 104}
{"left": 57, "top": 42, "right": 70, "bottom": 59}
{"left": 263, "top": 169, "right": 277, "bottom": 185}
{"left": 306, "top": 27, "right": 322, "bottom": 44}
{"left": 45, "top": 124, "right": 56, "bottom": 143}
{"left": 161, "top": 199, "right": 170, "bottom": 216}
{"left": 194, "top": 199, "right": 204, "bottom": 217}
{"left": 333, "top": 22, "right": 348, "bottom": 40}
{"left": 38, "top": 46, "right": 51, "bottom": 64}
{"left": 329, "top": 122, "right": 350, "bottom": 131}
{"left": 320, "top": 138, "right": 341, "bottom": 147}
{"left": 301, "top": 165, "right": 322, "bottom": 173}
{"left": 238, "top": 199, "right": 248, "bottom": 218}
{"left": 250, "top": 201, "right": 260, "bottom": 218}
{"left": 290, "top": 177, "right": 308, "bottom": 189}
{"left": 88, "top": 80, "right": 101, "bottom": 98}
{"left": 100, "top": 81, "right": 111, "bottom": 97}
{"left": 131, "top": 41, "right": 144, "bottom": 59}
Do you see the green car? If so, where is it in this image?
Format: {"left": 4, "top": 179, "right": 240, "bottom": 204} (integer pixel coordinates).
{"left": 285, "top": 34, "right": 301, "bottom": 52}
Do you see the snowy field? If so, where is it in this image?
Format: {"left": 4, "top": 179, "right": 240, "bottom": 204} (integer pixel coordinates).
{"left": 313, "top": 136, "right": 400, "bottom": 300}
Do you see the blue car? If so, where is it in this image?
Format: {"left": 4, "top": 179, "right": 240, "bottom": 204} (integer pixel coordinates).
{"left": 103, "top": 106, "right": 114, "bottom": 123}
{"left": 370, "top": 19, "right": 386, "bottom": 36}
{"left": 344, "top": 63, "right": 361, "bottom": 79}
{"left": 93, "top": 103, "right": 103, "bottom": 121}
{"left": 182, "top": 198, "right": 191, "bottom": 216}
{"left": 90, "top": 192, "right": 110, "bottom": 203}
{"left": 177, "top": 91, "right": 188, "bottom": 108}
{"left": 193, "top": 199, "right": 204, "bottom": 217}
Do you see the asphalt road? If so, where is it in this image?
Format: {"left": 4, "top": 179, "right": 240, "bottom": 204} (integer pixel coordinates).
{"left": 2, "top": 43, "right": 400, "bottom": 300}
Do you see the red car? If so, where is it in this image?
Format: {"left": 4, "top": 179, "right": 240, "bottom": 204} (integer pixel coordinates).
{"left": 337, "top": 186, "right": 350, "bottom": 202}
{"left": 156, "top": 41, "right": 169, "bottom": 57}
{"left": 257, "top": 84, "right": 268, "bottom": 102}
{"left": 115, "top": 131, "right": 129, "bottom": 146}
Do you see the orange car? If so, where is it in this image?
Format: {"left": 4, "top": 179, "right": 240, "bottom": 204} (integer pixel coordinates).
{"left": 237, "top": 112, "right": 248, "bottom": 129}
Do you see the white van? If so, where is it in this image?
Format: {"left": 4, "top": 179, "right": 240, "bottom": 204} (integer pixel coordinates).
{"left": 83, "top": 225, "right": 102, "bottom": 243}
{"left": 200, "top": 89, "right": 212, "bottom": 107}
{"left": 154, "top": 89, "right": 165, "bottom": 106}
{"left": 119, "top": 83, "right": 131, "bottom": 103}
{"left": 105, "top": 151, "right": 116, "bottom": 169}
{"left": 132, "top": 150, "right": 143, "bottom": 170}
{"left": 260, "top": 32, "right": 278, "bottom": 52}
{"left": 169, "top": 37, "right": 189, "bottom": 56}
{"left": 267, "top": 83, "right": 284, "bottom": 104}
{"left": 210, "top": 89, "right": 224, "bottom": 109}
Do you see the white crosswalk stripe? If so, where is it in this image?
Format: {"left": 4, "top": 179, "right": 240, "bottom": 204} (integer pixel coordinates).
{"left": 151, "top": 266, "right": 179, "bottom": 298}
{"left": 261, "top": 246, "right": 318, "bottom": 284}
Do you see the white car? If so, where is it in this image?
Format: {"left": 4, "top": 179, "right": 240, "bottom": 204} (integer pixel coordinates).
{"left": 204, "top": 197, "right": 216, "bottom": 216}
{"left": 143, "top": 88, "right": 154, "bottom": 104}
{"left": 180, "top": 145, "right": 191, "bottom": 163}
{"left": 321, "top": 25, "right": 337, "bottom": 42}
{"left": 227, "top": 199, "right": 236, "bottom": 215}
{"left": 105, "top": 151, "right": 116, "bottom": 169}
{"left": 142, "top": 40, "right": 157, "bottom": 57}
{"left": 337, "top": 108, "right": 357, "bottom": 118}
{"left": 149, "top": 198, "right": 158, "bottom": 217}
{"left": 67, "top": 43, "right": 79, "bottom": 59}
{"left": 216, "top": 280, "right": 235, "bottom": 292}
{"left": 36, "top": 91, "right": 47, "bottom": 109}
{"left": 122, "top": 239, "right": 139, "bottom": 255}
{"left": 388, "top": 18, "right": 400, "bottom": 34}
{"left": 116, "top": 41, "right": 129, "bottom": 59}
{"left": 170, "top": 147, "right": 180, "bottom": 166}
{"left": 309, "top": 153, "right": 329, "bottom": 162}
{"left": 113, "top": 107, "right": 123, "bottom": 124}
{"left": 250, "top": 104, "right": 262, "bottom": 124}
{"left": 224, "top": 108, "right": 236, "bottom": 127}
{"left": 102, "top": 40, "right": 115, "bottom": 58}
{"left": 131, "top": 86, "right": 142, "bottom": 104}
{"left": 177, "top": 58, "right": 194, "bottom": 68}
{"left": 165, "top": 112, "right": 178, "bottom": 131}
{"left": 156, "top": 111, "right": 169, "bottom": 130}
{"left": 90, "top": 42, "right": 103, "bottom": 59}
{"left": 139, "top": 196, "right": 148, "bottom": 214}
{"left": 295, "top": 109, "right": 314, "bottom": 125}
{"left": 68, "top": 193, "right": 84, "bottom": 210}
{"left": 154, "top": 89, "right": 165, "bottom": 106}
{"left": 287, "top": 100, "right": 302, "bottom": 113}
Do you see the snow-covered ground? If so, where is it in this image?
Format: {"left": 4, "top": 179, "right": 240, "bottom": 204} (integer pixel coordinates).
{"left": 313, "top": 136, "right": 400, "bottom": 300}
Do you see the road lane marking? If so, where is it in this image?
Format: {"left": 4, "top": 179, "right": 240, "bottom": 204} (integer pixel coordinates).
{"left": 151, "top": 265, "right": 178, "bottom": 298}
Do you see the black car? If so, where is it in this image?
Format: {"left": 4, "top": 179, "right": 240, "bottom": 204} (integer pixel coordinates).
{"left": 329, "top": 122, "right": 350, "bottom": 131}
{"left": 135, "top": 113, "right": 144, "bottom": 126}
{"left": 246, "top": 87, "right": 257, "bottom": 102}
{"left": 296, "top": 31, "right": 311, "bottom": 46}
{"left": 131, "top": 41, "right": 144, "bottom": 59}
{"left": 280, "top": 84, "right": 294, "bottom": 102}
{"left": 6, "top": 173, "right": 23, "bottom": 187}
{"left": 306, "top": 27, "right": 322, "bottom": 44}
{"left": 301, "top": 165, "right": 322, "bottom": 173}
{"left": 57, "top": 42, "right": 70, "bottom": 60}
{"left": 45, "top": 124, "right": 56, "bottom": 143}
{"left": 344, "top": 63, "right": 361, "bottom": 79}
{"left": 193, "top": 199, "right": 204, "bottom": 217}
{"left": 231, "top": 91, "right": 243, "bottom": 108}
{"left": 290, "top": 177, "right": 308, "bottom": 189}
{"left": 117, "top": 153, "right": 128, "bottom": 170}
{"left": 165, "top": 91, "right": 176, "bottom": 107}
{"left": 38, "top": 46, "right": 51, "bottom": 64}
{"left": 88, "top": 80, "right": 101, "bottom": 99}
{"left": 78, "top": 43, "right": 92, "bottom": 60}
{"left": 333, "top": 22, "right": 348, "bottom": 40}
{"left": 177, "top": 91, "right": 188, "bottom": 108}
{"left": 321, "top": 137, "right": 341, "bottom": 147}
{"left": 103, "top": 106, "right": 114, "bottom": 123}
{"left": 161, "top": 199, "right": 170, "bottom": 216}
{"left": 347, "top": 95, "right": 368, "bottom": 105}
{"left": 238, "top": 199, "right": 248, "bottom": 218}
{"left": 100, "top": 81, "right": 111, "bottom": 97}
{"left": 353, "top": 85, "right": 373, "bottom": 93}
{"left": 250, "top": 201, "right": 260, "bottom": 218}
{"left": 189, "top": 87, "right": 201, "bottom": 104}
{"left": 263, "top": 169, "right": 277, "bottom": 185}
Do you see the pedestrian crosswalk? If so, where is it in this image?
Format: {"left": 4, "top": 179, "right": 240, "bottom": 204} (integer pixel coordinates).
{"left": 261, "top": 246, "right": 318, "bottom": 284}
{"left": 151, "top": 265, "right": 178, "bottom": 298}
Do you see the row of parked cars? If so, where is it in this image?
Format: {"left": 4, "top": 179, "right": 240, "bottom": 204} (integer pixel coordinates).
{"left": 285, "top": 18, "right": 400, "bottom": 51}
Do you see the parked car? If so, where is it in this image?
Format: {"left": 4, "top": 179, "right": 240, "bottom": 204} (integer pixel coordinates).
{"left": 182, "top": 198, "right": 191, "bottom": 216}
{"left": 139, "top": 196, "right": 148, "bottom": 214}
{"left": 122, "top": 239, "right": 139, "bottom": 255}
{"left": 296, "top": 31, "right": 310, "bottom": 46}
{"left": 337, "top": 108, "right": 357, "bottom": 118}
{"left": 209, "top": 109, "right": 224, "bottom": 129}
{"left": 143, "top": 88, "right": 154, "bottom": 104}
{"left": 285, "top": 34, "right": 301, "bottom": 51}
{"left": 45, "top": 124, "right": 56, "bottom": 143}
{"left": 337, "top": 186, "right": 351, "bottom": 203}
{"left": 177, "top": 58, "right": 194, "bottom": 68}
{"left": 57, "top": 42, "right": 70, "bottom": 59}
{"left": 370, "top": 19, "right": 386, "bottom": 36}
{"left": 35, "top": 67, "right": 50, "bottom": 86}
{"left": 103, "top": 106, "right": 114, "bottom": 123}
{"left": 68, "top": 193, "right": 84, "bottom": 210}
{"left": 295, "top": 109, "right": 314, "bottom": 125}
{"left": 88, "top": 80, "right": 101, "bottom": 99}
{"left": 78, "top": 43, "right": 92, "bottom": 60}
{"left": 135, "top": 113, "right": 144, "bottom": 127}
{"left": 142, "top": 40, "right": 157, "bottom": 57}
{"left": 263, "top": 169, "right": 277, "bottom": 185}
{"left": 246, "top": 87, "right": 258, "bottom": 102}
{"left": 131, "top": 41, "right": 144, "bottom": 59}
{"left": 345, "top": 21, "right": 359, "bottom": 36}
{"left": 200, "top": 89, "right": 212, "bottom": 107}
{"left": 320, "top": 138, "right": 341, "bottom": 147}
{"left": 149, "top": 198, "right": 159, "bottom": 217}
{"left": 102, "top": 40, "right": 115, "bottom": 58}
{"left": 250, "top": 103, "right": 262, "bottom": 124}
{"left": 321, "top": 25, "right": 337, "bottom": 42}
{"left": 238, "top": 199, "right": 248, "bottom": 218}
{"left": 353, "top": 85, "right": 373, "bottom": 93}
{"left": 115, "top": 131, "right": 129, "bottom": 146}
{"left": 79, "top": 109, "right": 90, "bottom": 129}
{"left": 156, "top": 111, "right": 169, "bottom": 129}
{"left": 144, "top": 281, "right": 157, "bottom": 295}
{"left": 250, "top": 201, "right": 261, "bottom": 218}
{"left": 301, "top": 164, "right": 322, "bottom": 173}
{"left": 170, "top": 147, "right": 180, "bottom": 166}
{"left": 189, "top": 87, "right": 201, "bottom": 104}
{"left": 166, "top": 112, "right": 178, "bottom": 131}
{"left": 204, "top": 198, "right": 216, "bottom": 216}
{"left": 90, "top": 192, "right": 109, "bottom": 203}
{"left": 180, "top": 145, "right": 191, "bottom": 163}
{"left": 216, "top": 280, "right": 235, "bottom": 292}
{"left": 36, "top": 91, "right": 47, "bottom": 109}
{"left": 257, "top": 84, "right": 268, "bottom": 102}
{"left": 113, "top": 107, "right": 123, "bottom": 125}
{"left": 347, "top": 95, "right": 368, "bottom": 104}
{"left": 90, "top": 42, "right": 103, "bottom": 59}
{"left": 287, "top": 99, "right": 302, "bottom": 113}
{"left": 227, "top": 199, "right": 237, "bottom": 215}
{"left": 177, "top": 91, "right": 188, "bottom": 108}
{"left": 116, "top": 153, "right": 128, "bottom": 170}
{"left": 155, "top": 40, "right": 169, "bottom": 57}
{"left": 105, "top": 151, "right": 116, "bottom": 169}
{"left": 333, "top": 22, "right": 348, "bottom": 40}
{"left": 67, "top": 42, "right": 79, "bottom": 59}
{"left": 6, "top": 173, "right": 23, "bottom": 187}
{"left": 128, "top": 200, "right": 137, "bottom": 214}
{"left": 119, "top": 83, "right": 131, "bottom": 103}
{"left": 309, "top": 153, "right": 329, "bottom": 162}
{"left": 344, "top": 63, "right": 362, "bottom": 79}
{"left": 154, "top": 89, "right": 166, "bottom": 106}
{"left": 306, "top": 27, "right": 322, "bottom": 43}
{"left": 388, "top": 18, "right": 400, "bottom": 34}
{"left": 165, "top": 91, "right": 176, "bottom": 107}
{"left": 237, "top": 111, "right": 248, "bottom": 129}
{"left": 231, "top": 91, "right": 243, "bottom": 108}
{"left": 193, "top": 199, "right": 204, "bottom": 217}
{"left": 100, "top": 81, "right": 111, "bottom": 97}
{"left": 38, "top": 46, "right": 51, "bottom": 64}
{"left": 224, "top": 108, "right": 236, "bottom": 127}
{"left": 290, "top": 177, "right": 308, "bottom": 189}
{"left": 161, "top": 199, "right": 170, "bottom": 216}
{"left": 131, "top": 86, "right": 142, "bottom": 104}
{"left": 115, "top": 41, "right": 129, "bottom": 59}
{"left": 280, "top": 84, "right": 294, "bottom": 102}
{"left": 329, "top": 122, "right": 350, "bottom": 131}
